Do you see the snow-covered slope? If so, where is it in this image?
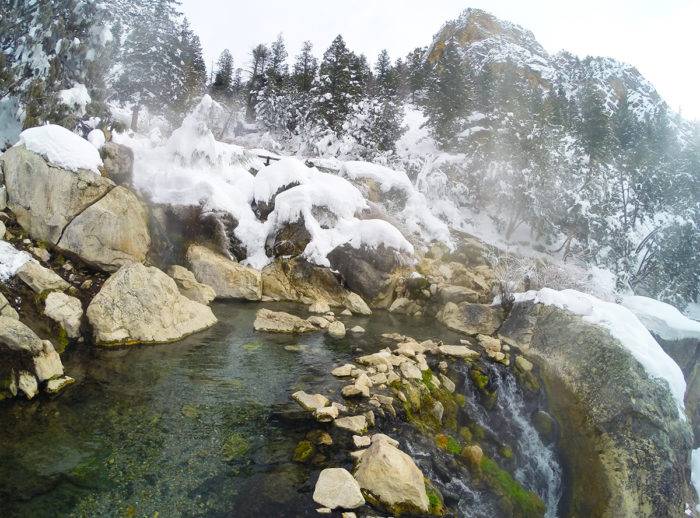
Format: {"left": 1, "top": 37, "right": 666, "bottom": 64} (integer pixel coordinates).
{"left": 622, "top": 296, "right": 700, "bottom": 342}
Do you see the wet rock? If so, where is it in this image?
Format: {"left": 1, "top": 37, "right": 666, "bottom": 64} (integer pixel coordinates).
{"left": 308, "top": 315, "right": 330, "bottom": 329}
{"left": 43, "top": 291, "right": 83, "bottom": 338}
{"left": 17, "top": 371, "right": 38, "bottom": 399}
{"left": 33, "top": 340, "right": 64, "bottom": 381}
{"left": 0, "top": 220, "right": 5, "bottom": 239}
{"left": 327, "top": 243, "right": 401, "bottom": 302}
{"left": 399, "top": 361, "right": 422, "bottom": 380}
{"left": 371, "top": 433, "right": 400, "bottom": 447}
{"left": 309, "top": 300, "right": 331, "bottom": 314}
{"left": 314, "top": 405, "right": 340, "bottom": 422}
{"left": 340, "top": 309, "right": 352, "bottom": 316}
{"left": 57, "top": 186, "right": 150, "bottom": 272}
{"left": 332, "top": 364, "right": 355, "bottom": 377}
{"left": 313, "top": 468, "right": 365, "bottom": 510}
{"left": 267, "top": 220, "right": 311, "bottom": 257}
{"left": 438, "top": 344, "right": 480, "bottom": 359}
{"left": 439, "top": 373, "right": 456, "bottom": 393}
{"left": 30, "top": 246, "right": 50, "bottom": 262}
{"left": 345, "top": 292, "right": 372, "bottom": 315}
{"left": 327, "top": 321, "right": 346, "bottom": 339}
{"left": 17, "top": 260, "right": 70, "bottom": 293}
{"left": 436, "top": 284, "right": 481, "bottom": 305}
{"left": 292, "top": 390, "right": 330, "bottom": 411}
{"left": 461, "top": 444, "right": 483, "bottom": 468}
{"left": 187, "top": 244, "right": 262, "bottom": 301}
{"left": 45, "top": 375, "right": 75, "bottom": 394}
{"left": 254, "top": 308, "right": 316, "bottom": 334}
{"left": 0, "top": 316, "right": 45, "bottom": 354}
{"left": 87, "top": 263, "right": 217, "bottom": 345}
{"left": 437, "top": 301, "right": 504, "bottom": 336}
{"left": 515, "top": 355, "right": 533, "bottom": 372}
{"left": 167, "top": 264, "right": 216, "bottom": 305}
{"left": 342, "top": 384, "right": 369, "bottom": 398}
{"left": 532, "top": 410, "right": 556, "bottom": 444}
{"left": 353, "top": 435, "right": 371, "bottom": 448}
{"left": 353, "top": 440, "right": 430, "bottom": 514}
{"left": 388, "top": 297, "right": 419, "bottom": 315}
{"left": 334, "top": 415, "right": 368, "bottom": 434}
{"left": 349, "top": 325, "right": 365, "bottom": 334}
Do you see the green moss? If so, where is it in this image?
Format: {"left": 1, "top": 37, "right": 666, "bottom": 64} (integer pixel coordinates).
{"left": 470, "top": 367, "right": 490, "bottom": 392}
{"left": 468, "top": 421, "right": 486, "bottom": 441}
{"left": 500, "top": 446, "right": 514, "bottom": 459}
{"left": 55, "top": 327, "right": 69, "bottom": 354}
{"left": 435, "top": 434, "right": 462, "bottom": 455}
{"left": 481, "top": 456, "right": 545, "bottom": 518}
{"left": 422, "top": 370, "right": 436, "bottom": 390}
{"left": 425, "top": 479, "right": 446, "bottom": 515}
{"left": 221, "top": 433, "right": 250, "bottom": 461}
{"left": 458, "top": 426, "right": 473, "bottom": 443}
{"left": 292, "top": 440, "right": 314, "bottom": 463}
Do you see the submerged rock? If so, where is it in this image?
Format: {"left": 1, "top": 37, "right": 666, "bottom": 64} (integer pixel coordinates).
{"left": 187, "top": 244, "right": 262, "bottom": 301}
{"left": 313, "top": 468, "right": 365, "bottom": 510}
{"left": 353, "top": 440, "right": 430, "bottom": 514}
{"left": 437, "top": 301, "right": 504, "bottom": 336}
{"left": 254, "top": 309, "right": 316, "bottom": 334}
{"left": 86, "top": 263, "right": 217, "bottom": 345}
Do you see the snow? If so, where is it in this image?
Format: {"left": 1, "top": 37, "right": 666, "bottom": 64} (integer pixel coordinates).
{"left": 340, "top": 161, "right": 414, "bottom": 192}
{"left": 87, "top": 128, "right": 105, "bottom": 149}
{"left": 0, "top": 96, "right": 22, "bottom": 150}
{"left": 622, "top": 296, "right": 700, "bottom": 342}
{"left": 58, "top": 83, "right": 91, "bottom": 116}
{"left": 512, "top": 288, "right": 687, "bottom": 415}
{"left": 17, "top": 125, "right": 103, "bottom": 173}
{"left": 692, "top": 448, "right": 700, "bottom": 512}
{"left": 0, "top": 241, "right": 31, "bottom": 281}
{"left": 254, "top": 158, "right": 313, "bottom": 203}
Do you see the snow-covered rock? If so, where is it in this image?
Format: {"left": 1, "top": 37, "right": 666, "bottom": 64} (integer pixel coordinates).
{"left": 16, "top": 124, "right": 102, "bottom": 173}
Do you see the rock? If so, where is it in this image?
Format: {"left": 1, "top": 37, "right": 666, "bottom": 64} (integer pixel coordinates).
{"left": 308, "top": 315, "right": 330, "bottom": 329}
{"left": 342, "top": 384, "right": 369, "bottom": 398}
{"left": 187, "top": 244, "right": 262, "bottom": 300}
{"left": 532, "top": 410, "right": 556, "bottom": 444}
{"left": 313, "top": 468, "right": 365, "bottom": 510}
{"left": 437, "top": 302, "right": 504, "bottom": 336}
{"left": 334, "top": 415, "right": 368, "bottom": 434}
{"left": 499, "top": 301, "right": 693, "bottom": 517}
{"left": 327, "top": 321, "right": 346, "bottom": 339}
{"left": 254, "top": 308, "right": 316, "bottom": 333}
{"left": 515, "top": 355, "right": 534, "bottom": 372}
{"left": 353, "top": 440, "right": 430, "bottom": 514}
{"left": 30, "top": 246, "right": 51, "bottom": 262}
{"left": 340, "top": 309, "right": 352, "bottom": 316}
{"left": 436, "top": 284, "right": 481, "bottom": 305}
{"left": 1, "top": 145, "right": 113, "bottom": 244}
{"left": 100, "top": 142, "right": 133, "bottom": 187}
{"left": 17, "top": 371, "right": 38, "bottom": 399}
{"left": 388, "top": 297, "right": 420, "bottom": 315}
{"left": 32, "top": 340, "right": 63, "bottom": 381}
{"left": 438, "top": 344, "right": 480, "bottom": 359}
{"left": 86, "top": 263, "right": 217, "bottom": 345}
{"left": 314, "top": 405, "right": 340, "bottom": 422}
{"left": 461, "top": 444, "right": 483, "bottom": 467}
{"left": 327, "top": 243, "right": 401, "bottom": 302}
{"left": 344, "top": 292, "right": 372, "bottom": 315}
{"left": 353, "top": 435, "right": 371, "bottom": 448}
{"left": 349, "top": 325, "right": 365, "bottom": 334}
{"left": 0, "top": 293, "right": 18, "bottom": 319}
{"left": 399, "top": 361, "right": 422, "bottom": 380}
{"left": 309, "top": 300, "right": 331, "bottom": 314}
{"left": 45, "top": 375, "right": 75, "bottom": 394}
{"left": 43, "top": 291, "right": 83, "bottom": 338}
{"left": 0, "top": 220, "right": 5, "bottom": 239}
{"left": 0, "top": 185, "right": 6, "bottom": 212}
{"left": 316, "top": 508, "right": 331, "bottom": 514}
{"left": 80, "top": 279, "right": 93, "bottom": 290}
{"left": 332, "top": 364, "right": 355, "bottom": 377}
{"left": 0, "top": 316, "right": 45, "bottom": 354}
{"left": 439, "top": 373, "right": 456, "bottom": 393}
{"left": 167, "top": 265, "right": 216, "bottom": 305}
{"left": 341, "top": 513, "right": 357, "bottom": 518}
{"left": 16, "top": 260, "right": 70, "bottom": 293}
{"left": 267, "top": 220, "right": 311, "bottom": 257}
{"left": 371, "top": 433, "right": 400, "bottom": 447}
{"left": 292, "top": 391, "right": 330, "bottom": 411}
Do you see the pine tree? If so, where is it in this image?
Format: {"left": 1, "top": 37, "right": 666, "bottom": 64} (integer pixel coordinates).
{"left": 210, "top": 49, "right": 234, "bottom": 103}
{"left": 292, "top": 41, "right": 318, "bottom": 93}
{"left": 172, "top": 19, "right": 206, "bottom": 117}
{"left": 245, "top": 44, "right": 269, "bottom": 121}
{"left": 405, "top": 47, "right": 428, "bottom": 103}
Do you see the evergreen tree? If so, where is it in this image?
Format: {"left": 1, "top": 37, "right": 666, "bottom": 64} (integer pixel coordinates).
{"left": 292, "top": 41, "right": 318, "bottom": 93}
{"left": 405, "top": 47, "right": 428, "bottom": 102}
{"left": 210, "top": 49, "right": 234, "bottom": 103}
{"left": 172, "top": 18, "right": 206, "bottom": 117}
{"left": 245, "top": 43, "right": 269, "bottom": 121}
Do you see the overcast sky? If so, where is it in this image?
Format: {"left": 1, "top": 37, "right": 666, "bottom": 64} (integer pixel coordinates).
{"left": 181, "top": 0, "right": 700, "bottom": 120}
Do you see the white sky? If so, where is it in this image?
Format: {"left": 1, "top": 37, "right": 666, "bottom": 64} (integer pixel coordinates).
{"left": 181, "top": 0, "right": 700, "bottom": 120}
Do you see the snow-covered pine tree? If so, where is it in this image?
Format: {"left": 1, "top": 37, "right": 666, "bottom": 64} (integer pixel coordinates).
{"left": 210, "top": 49, "right": 234, "bottom": 103}
{"left": 255, "top": 35, "right": 292, "bottom": 133}
{"left": 245, "top": 44, "right": 269, "bottom": 121}
{"left": 172, "top": 18, "right": 206, "bottom": 118}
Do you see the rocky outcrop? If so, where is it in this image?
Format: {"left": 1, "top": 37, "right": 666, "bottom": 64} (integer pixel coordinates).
{"left": 0, "top": 146, "right": 113, "bottom": 244}
{"left": 327, "top": 243, "right": 401, "bottom": 303}
{"left": 261, "top": 258, "right": 371, "bottom": 314}
{"left": 353, "top": 440, "right": 430, "bottom": 514}
{"left": 266, "top": 220, "right": 311, "bottom": 257}
{"left": 57, "top": 186, "right": 150, "bottom": 272}
{"left": 167, "top": 265, "right": 216, "bottom": 305}
{"left": 16, "top": 260, "right": 70, "bottom": 293}
{"left": 43, "top": 292, "right": 83, "bottom": 338}
{"left": 187, "top": 244, "right": 262, "bottom": 301}
{"left": 86, "top": 263, "right": 217, "bottom": 346}
{"left": 436, "top": 301, "right": 504, "bottom": 335}
{"left": 253, "top": 308, "right": 316, "bottom": 334}
{"left": 100, "top": 142, "right": 134, "bottom": 187}
{"left": 498, "top": 301, "right": 693, "bottom": 517}
{"left": 0, "top": 316, "right": 67, "bottom": 399}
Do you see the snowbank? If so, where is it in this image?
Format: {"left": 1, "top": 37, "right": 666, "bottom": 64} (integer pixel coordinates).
{"left": 512, "top": 288, "right": 687, "bottom": 415}
{"left": 87, "top": 128, "right": 105, "bottom": 149}
{"left": 58, "top": 83, "right": 91, "bottom": 116}
{"left": 17, "top": 124, "right": 103, "bottom": 173}
{"left": 622, "top": 296, "right": 700, "bottom": 342}
{"left": 693, "top": 448, "right": 700, "bottom": 512}
{"left": 0, "top": 241, "right": 31, "bottom": 281}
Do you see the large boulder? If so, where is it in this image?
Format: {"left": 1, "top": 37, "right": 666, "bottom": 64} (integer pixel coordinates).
{"left": 86, "top": 263, "right": 217, "bottom": 346}
{"left": 167, "top": 265, "right": 216, "bottom": 305}
{"left": 353, "top": 440, "right": 430, "bottom": 514}
{"left": 57, "top": 186, "right": 150, "bottom": 272}
{"left": 261, "top": 258, "right": 371, "bottom": 314}
{"left": 265, "top": 220, "right": 311, "bottom": 257}
{"left": 187, "top": 244, "right": 261, "bottom": 301}
{"left": 498, "top": 301, "right": 693, "bottom": 517}
{"left": 436, "top": 301, "right": 504, "bottom": 335}
{"left": 100, "top": 142, "right": 134, "bottom": 187}
{"left": 0, "top": 146, "right": 113, "bottom": 244}
{"left": 313, "top": 468, "right": 365, "bottom": 510}
{"left": 327, "top": 243, "right": 401, "bottom": 302}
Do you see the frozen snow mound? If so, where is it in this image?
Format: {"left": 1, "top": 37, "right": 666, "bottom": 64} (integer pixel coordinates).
{"left": 512, "top": 288, "right": 687, "bottom": 415}
{"left": 0, "top": 240, "right": 31, "bottom": 281}
{"left": 622, "top": 295, "right": 700, "bottom": 342}
{"left": 16, "top": 124, "right": 103, "bottom": 173}
{"left": 58, "top": 83, "right": 91, "bottom": 117}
